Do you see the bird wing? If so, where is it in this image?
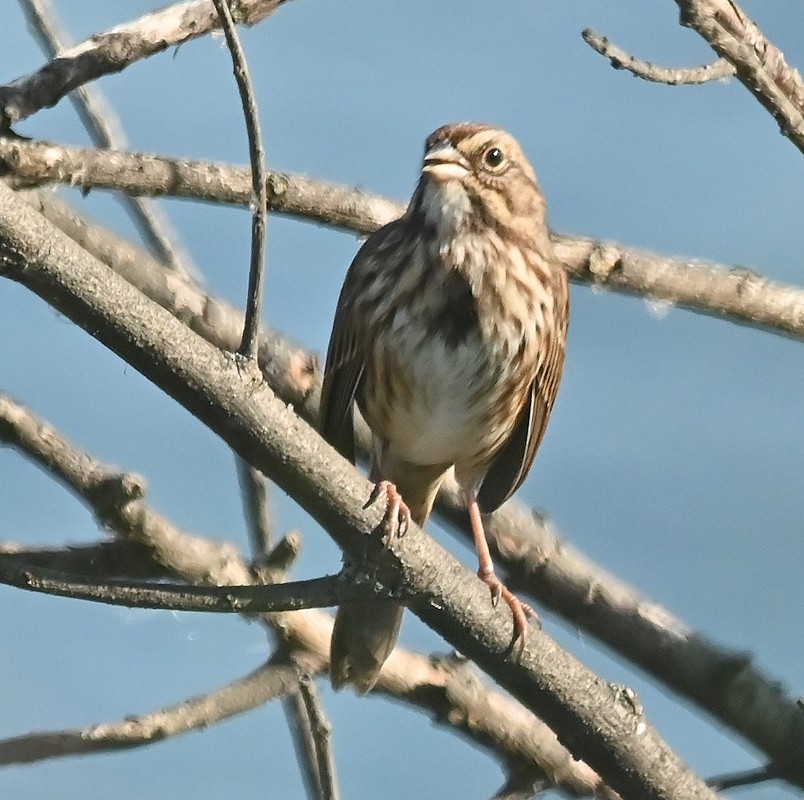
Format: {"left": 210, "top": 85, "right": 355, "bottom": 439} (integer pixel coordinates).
{"left": 319, "top": 227, "right": 393, "bottom": 464}
{"left": 477, "top": 268, "right": 569, "bottom": 513}
{"left": 320, "top": 328, "right": 364, "bottom": 464}
{"left": 319, "top": 287, "right": 366, "bottom": 465}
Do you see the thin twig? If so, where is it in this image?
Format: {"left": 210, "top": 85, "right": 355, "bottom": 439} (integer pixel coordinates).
{"left": 19, "top": 0, "right": 192, "bottom": 275}
{"left": 211, "top": 0, "right": 268, "bottom": 359}
{"left": 236, "top": 457, "right": 273, "bottom": 555}
{"left": 7, "top": 140, "right": 804, "bottom": 344}
{"left": 0, "top": 0, "right": 291, "bottom": 128}
{"left": 0, "top": 541, "right": 607, "bottom": 797}
{"left": 0, "top": 556, "right": 370, "bottom": 613}
{"left": 0, "top": 657, "right": 299, "bottom": 765}
{"left": 297, "top": 674, "right": 340, "bottom": 800}
{"left": 707, "top": 764, "right": 778, "bottom": 791}
{"left": 582, "top": 28, "right": 734, "bottom": 84}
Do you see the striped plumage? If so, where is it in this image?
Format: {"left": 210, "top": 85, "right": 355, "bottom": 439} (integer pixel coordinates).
{"left": 321, "top": 123, "right": 568, "bottom": 692}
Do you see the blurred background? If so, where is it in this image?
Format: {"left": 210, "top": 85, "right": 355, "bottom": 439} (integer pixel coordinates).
{"left": 0, "top": 1, "right": 802, "bottom": 798}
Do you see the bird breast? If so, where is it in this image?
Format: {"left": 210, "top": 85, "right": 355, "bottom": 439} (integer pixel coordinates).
{"left": 358, "top": 237, "right": 545, "bottom": 477}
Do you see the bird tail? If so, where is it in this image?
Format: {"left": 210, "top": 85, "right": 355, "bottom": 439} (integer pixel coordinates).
{"left": 330, "top": 459, "right": 448, "bottom": 692}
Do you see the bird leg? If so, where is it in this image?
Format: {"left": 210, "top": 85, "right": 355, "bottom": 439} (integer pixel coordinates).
{"left": 465, "top": 489, "right": 534, "bottom": 655}
{"left": 366, "top": 480, "right": 411, "bottom": 542}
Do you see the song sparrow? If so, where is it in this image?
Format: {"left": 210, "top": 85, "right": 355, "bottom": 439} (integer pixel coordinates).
{"left": 321, "top": 122, "right": 569, "bottom": 692}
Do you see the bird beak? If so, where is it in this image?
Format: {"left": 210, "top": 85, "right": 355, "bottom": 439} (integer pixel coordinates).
{"left": 422, "top": 139, "right": 470, "bottom": 182}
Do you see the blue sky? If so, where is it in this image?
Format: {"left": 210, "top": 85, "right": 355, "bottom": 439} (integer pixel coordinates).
{"left": 0, "top": 2, "right": 802, "bottom": 798}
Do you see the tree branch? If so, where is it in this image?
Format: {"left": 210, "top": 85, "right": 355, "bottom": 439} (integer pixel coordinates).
{"left": 435, "top": 490, "right": 804, "bottom": 790}
{"left": 282, "top": 679, "right": 327, "bottom": 800}
{"left": 675, "top": 0, "right": 804, "bottom": 155}
{"left": 0, "top": 389, "right": 609, "bottom": 795}
{"left": 0, "top": 657, "right": 299, "bottom": 765}
{"left": 18, "top": 0, "right": 192, "bottom": 275}
{"left": 18, "top": 187, "right": 804, "bottom": 788}
{"left": 582, "top": 27, "right": 734, "bottom": 85}
{"left": 0, "top": 180, "right": 717, "bottom": 799}
{"left": 0, "top": 538, "right": 609, "bottom": 797}
{"left": 0, "top": 555, "right": 372, "bottom": 613}
{"left": 297, "top": 674, "right": 340, "bottom": 800}
{"left": 210, "top": 0, "right": 268, "bottom": 358}
{"left": 707, "top": 764, "right": 778, "bottom": 791}
{"left": 0, "top": 0, "right": 292, "bottom": 129}
{"left": 1, "top": 138, "right": 400, "bottom": 233}
{"left": 5, "top": 138, "right": 804, "bottom": 343}
{"left": 237, "top": 458, "right": 274, "bottom": 556}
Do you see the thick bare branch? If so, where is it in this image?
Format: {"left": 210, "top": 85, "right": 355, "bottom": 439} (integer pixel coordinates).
{"left": 5, "top": 139, "right": 804, "bottom": 342}
{"left": 0, "top": 657, "right": 298, "bottom": 765}
{"left": 21, "top": 187, "right": 804, "bottom": 787}
{"left": 0, "top": 182, "right": 717, "bottom": 800}
{"left": 676, "top": 0, "right": 804, "bottom": 154}
{"left": 582, "top": 28, "right": 734, "bottom": 84}
{"left": 1, "top": 0, "right": 291, "bottom": 128}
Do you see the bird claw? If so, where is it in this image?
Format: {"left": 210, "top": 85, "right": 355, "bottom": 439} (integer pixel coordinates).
{"left": 478, "top": 566, "right": 503, "bottom": 607}
{"left": 367, "top": 480, "right": 411, "bottom": 544}
{"left": 478, "top": 568, "right": 538, "bottom": 658}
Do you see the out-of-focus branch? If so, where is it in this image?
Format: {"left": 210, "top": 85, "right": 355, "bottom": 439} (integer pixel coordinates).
{"left": 551, "top": 233, "right": 804, "bottom": 343}
{"left": 19, "top": 0, "right": 192, "bottom": 274}
{"left": 283, "top": 675, "right": 327, "bottom": 800}
{"left": 0, "top": 657, "right": 299, "bottom": 765}
{"left": 0, "top": 184, "right": 716, "bottom": 799}
{"left": 297, "top": 674, "right": 340, "bottom": 800}
{"left": 5, "top": 139, "right": 804, "bottom": 343}
{"left": 675, "top": 0, "right": 804, "bottom": 155}
{"left": 706, "top": 765, "right": 778, "bottom": 791}
{"left": 19, "top": 186, "right": 804, "bottom": 789}
{"left": 581, "top": 28, "right": 734, "bottom": 84}
{"left": 1, "top": 0, "right": 291, "bottom": 129}
{"left": 237, "top": 458, "right": 273, "bottom": 556}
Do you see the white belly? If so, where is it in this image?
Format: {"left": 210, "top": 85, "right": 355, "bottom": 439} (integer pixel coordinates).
{"left": 362, "top": 325, "right": 509, "bottom": 469}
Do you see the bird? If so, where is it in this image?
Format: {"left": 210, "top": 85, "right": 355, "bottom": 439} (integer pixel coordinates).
{"left": 320, "top": 122, "right": 568, "bottom": 692}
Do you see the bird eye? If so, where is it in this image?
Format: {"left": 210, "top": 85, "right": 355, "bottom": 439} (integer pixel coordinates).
{"left": 483, "top": 147, "right": 505, "bottom": 169}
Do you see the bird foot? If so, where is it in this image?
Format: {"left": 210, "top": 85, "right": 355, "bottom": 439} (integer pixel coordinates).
{"left": 367, "top": 480, "right": 411, "bottom": 543}
{"left": 478, "top": 567, "right": 539, "bottom": 657}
